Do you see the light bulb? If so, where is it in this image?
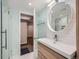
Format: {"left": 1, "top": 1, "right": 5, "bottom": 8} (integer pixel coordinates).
{"left": 29, "top": 3, "right": 31, "bottom": 6}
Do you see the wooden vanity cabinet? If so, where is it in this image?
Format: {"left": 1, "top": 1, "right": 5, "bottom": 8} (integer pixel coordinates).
{"left": 38, "top": 42, "right": 68, "bottom": 59}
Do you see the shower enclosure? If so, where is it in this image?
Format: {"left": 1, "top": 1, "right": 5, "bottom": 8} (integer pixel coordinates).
{"left": 0, "top": 0, "right": 11, "bottom": 59}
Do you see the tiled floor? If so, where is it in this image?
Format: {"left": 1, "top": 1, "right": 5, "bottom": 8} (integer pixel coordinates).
{"left": 12, "top": 52, "right": 34, "bottom": 59}
{"left": 20, "top": 52, "right": 34, "bottom": 59}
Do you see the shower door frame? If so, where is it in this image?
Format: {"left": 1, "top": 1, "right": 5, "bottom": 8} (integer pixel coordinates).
{"left": 0, "top": 0, "right": 10, "bottom": 59}
{"left": 1, "top": 0, "right": 3, "bottom": 59}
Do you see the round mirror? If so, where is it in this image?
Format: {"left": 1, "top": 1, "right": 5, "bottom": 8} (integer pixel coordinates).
{"left": 47, "top": 2, "right": 71, "bottom": 32}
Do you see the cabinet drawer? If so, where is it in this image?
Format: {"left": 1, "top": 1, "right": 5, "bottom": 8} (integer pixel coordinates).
{"left": 38, "top": 42, "right": 66, "bottom": 59}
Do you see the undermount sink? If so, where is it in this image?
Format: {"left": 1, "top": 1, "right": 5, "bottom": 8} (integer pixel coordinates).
{"left": 38, "top": 38, "right": 76, "bottom": 59}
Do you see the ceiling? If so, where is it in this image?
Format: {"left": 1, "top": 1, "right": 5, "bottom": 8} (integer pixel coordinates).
{"left": 7, "top": 0, "right": 52, "bottom": 13}
{"left": 29, "top": 0, "right": 52, "bottom": 10}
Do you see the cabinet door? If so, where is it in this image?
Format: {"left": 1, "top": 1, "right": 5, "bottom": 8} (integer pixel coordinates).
{"left": 38, "top": 51, "right": 47, "bottom": 59}
{"left": 38, "top": 43, "right": 66, "bottom": 59}
{"left": 38, "top": 44, "right": 57, "bottom": 59}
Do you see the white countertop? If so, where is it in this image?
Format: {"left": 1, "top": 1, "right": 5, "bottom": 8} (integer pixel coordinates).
{"left": 38, "top": 38, "right": 76, "bottom": 59}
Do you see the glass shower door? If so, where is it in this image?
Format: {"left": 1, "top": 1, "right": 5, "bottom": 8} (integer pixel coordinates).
{"left": 0, "top": 0, "right": 2, "bottom": 59}
{"left": 1, "top": 0, "right": 10, "bottom": 59}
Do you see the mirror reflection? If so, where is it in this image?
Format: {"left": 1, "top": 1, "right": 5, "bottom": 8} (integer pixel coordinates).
{"left": 49, "top": 2, "right": 71, "bottom": 31}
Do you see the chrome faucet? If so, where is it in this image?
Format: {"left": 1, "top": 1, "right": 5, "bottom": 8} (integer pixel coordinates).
{"left": 53, "top": 34, "right": 58, "bottom": 43}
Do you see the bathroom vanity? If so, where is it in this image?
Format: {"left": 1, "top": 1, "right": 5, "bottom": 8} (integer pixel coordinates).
{"left": 38, "top": 38, "right": 76, "bottom": 59}
{"left": 38, "top": 42, "right": 66, "bottom": 59}
{"left": 38, "top": 1, "right": 76, "bottom": 59}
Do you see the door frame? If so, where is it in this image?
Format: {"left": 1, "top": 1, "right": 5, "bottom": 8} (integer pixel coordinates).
{"left": 76, "top": 0, "right": 79, "bottom": 59}
{"left": 19, "top": 11, "right": 34, "bottom": 55}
